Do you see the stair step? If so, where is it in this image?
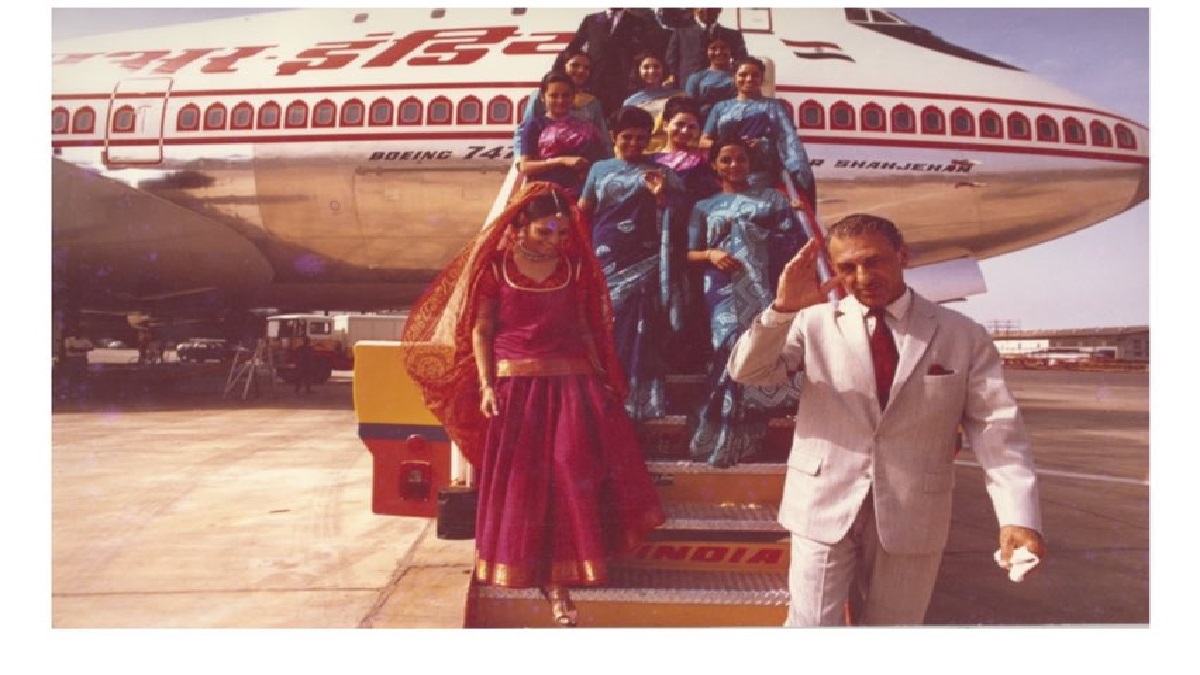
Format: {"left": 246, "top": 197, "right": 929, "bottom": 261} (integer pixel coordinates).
{"left": 638, "top": 415, "right": 795, "bottom": 462}
{"left": 467, "top": 567, "right": 789, "bottom": 628}
{"left": 661, "top": 501, "right": 784, "bottom": 533}
{"left": 648, "top": 459, "right": 786, "bottom": 505}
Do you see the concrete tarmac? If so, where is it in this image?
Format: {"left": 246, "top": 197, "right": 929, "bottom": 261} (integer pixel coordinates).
{"left": 50, "top": 357, "right": 1149, "bottom": 628}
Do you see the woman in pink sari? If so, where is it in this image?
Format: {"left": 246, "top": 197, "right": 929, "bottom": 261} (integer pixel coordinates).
{"left": 402, "top": 182, "right": 665, "bottom": 627}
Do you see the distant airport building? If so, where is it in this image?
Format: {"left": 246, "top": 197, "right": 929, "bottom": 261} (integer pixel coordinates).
{"left": 988, "top": 325, "right": 1149, "bottom": 364}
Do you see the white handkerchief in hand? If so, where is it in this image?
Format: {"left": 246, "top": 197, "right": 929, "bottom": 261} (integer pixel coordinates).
{"left": 993, "top": 545, "right": 1039, "bottom": 582}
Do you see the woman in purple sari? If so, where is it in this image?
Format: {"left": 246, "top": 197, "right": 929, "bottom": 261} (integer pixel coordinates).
{"left": 402, "top": 182, "right": 665, "bottom": 627}
{"left": 517, "top": 73, "right": 611, "bottom": 199}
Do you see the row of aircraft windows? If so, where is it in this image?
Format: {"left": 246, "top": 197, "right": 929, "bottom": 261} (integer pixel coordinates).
{"left": 52, "top": 95, "right": 1138, "bottom": 150}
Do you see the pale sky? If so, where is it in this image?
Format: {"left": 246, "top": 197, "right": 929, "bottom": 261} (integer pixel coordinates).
{"left": 47, "top": 6, "right": 1151, "bottom": 332}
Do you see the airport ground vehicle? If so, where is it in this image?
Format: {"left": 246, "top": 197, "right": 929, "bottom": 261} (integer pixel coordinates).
{"left": 266, "top": 313, "right": 408, "bottom": 384}
{"left": 176, "top": 337, "right": 235, "bottom": 363}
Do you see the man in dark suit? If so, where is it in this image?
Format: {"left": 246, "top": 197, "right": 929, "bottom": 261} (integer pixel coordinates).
{"left": 665, "top": 8, "right": 749, "bottom": 88}
{"left": 555, "top": 8, "right": 658, "bottom": 117}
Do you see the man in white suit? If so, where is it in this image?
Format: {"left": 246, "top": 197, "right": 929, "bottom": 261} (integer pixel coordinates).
{"left": 727, "top": 213, "right": 1046, "bottom": 626}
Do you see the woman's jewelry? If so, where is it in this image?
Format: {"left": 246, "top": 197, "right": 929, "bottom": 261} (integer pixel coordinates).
{"left": 515, "top": 241, "right": 558, "bottom": 262}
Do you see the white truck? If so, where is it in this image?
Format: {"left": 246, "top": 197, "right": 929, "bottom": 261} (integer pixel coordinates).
{"left": 265, "top": 312, "right": 408, "bottom": 384}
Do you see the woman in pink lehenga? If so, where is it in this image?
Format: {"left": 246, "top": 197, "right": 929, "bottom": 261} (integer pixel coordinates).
{"left": 402, "top": 182, "right": 665, "bottom": 627}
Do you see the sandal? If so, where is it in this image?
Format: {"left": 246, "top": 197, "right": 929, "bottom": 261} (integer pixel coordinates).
{"left": 543, "top": 586, "right": 578, "bottom": 627}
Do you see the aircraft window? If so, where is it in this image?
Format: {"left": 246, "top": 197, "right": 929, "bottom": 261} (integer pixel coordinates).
{"left": 368, "top": 99, "right": 392, "bottom": 126}
{"left": 458, "top": 97, "right": 483, "bottom": 124}
{"left": 231, "top": 103, "right": 254, "bottom": 129}
{"left": 845, "top": 8, "right": 869, "bottom": 23}
{"left": 429, "top": 97, "right": 452, "bottom": 125}
{"left": 861, "top": 104, "right": 886, "bottom": 131}
{"left": 286, "top": 101, "right": 308, "bottom": 128}
{"left": 259, "top": 102, "right": 281, "bottom": 129}
{"left": 830, "top": 102, "right": 855, "bottom": 130}
{"left": 53, "top": 107, "right": 69, "bottom": 134}
{"left": 1036, "top": 114, "right": 1059, "bottom": 142}
{"left": 798, "top": 100, "right": 824, "bottom": 129}
{"left": 204, "top": 103, "right": 227, "bottom": 130}
{"left": 950, "top": 108, "right": 975, "bottom": 136}
{"left": 1007, "top": 112, "right": 1031, "bottom": 140}
{"left": 920, "top": 106, "right": 946, "bottom": 135}
{"left": 1063, "top": 117, "right": 1086, "bottom": 144}
{"left": 314, "top": 100, "right": 337, "bottom": 128}
{"left": 399, "top": 98, "right": 423, "bottom": 125}
{"left": 517, "top": 96, "right": 530, "bottom": 116}
{"left": 177, "top": 104, "right": 200, "bottom": 131}
{"left": 780, "top": 99, "right": 795, "bottom": 125}
{"left": 112, "top": 105, "right": 136, "bottom": 133}
{"left": 487, "top": 97, "right": 513, "bottom": 125}
{"left": 72, "top": 107, "right": 96, "bottom": 133}
{"left": 1115, "top": 124, "right": 1137, "bottom": 150}
{"left": 980, "top": 110, "right": 1003, "bottom": 138}
{"left": 431, "top": 9, "right": 445, "bottom": 19}
{"left": 891, "top": 105, "right": 915, "bottom": 133}
{"left": 1089, "top": 121, "right": 1113, "bottom": 147}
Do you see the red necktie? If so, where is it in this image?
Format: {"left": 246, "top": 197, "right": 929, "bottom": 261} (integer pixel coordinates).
{"left": 869, "top": 308, "right": 898, "bottom": 409}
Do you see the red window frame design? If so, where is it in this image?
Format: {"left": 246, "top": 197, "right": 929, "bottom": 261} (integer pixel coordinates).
{"left": 312, "top": 99, "right": 337, "bottom": 128}
{"left": 798, "top": 100, "right": 824, "bottom": 130}
{"left": 339, "top": 99, "right": 365, "bottom": 127}
{"left": 1063, "top": 117, "right": 1086, "bottom": 145}
{"left": 1035, "top": 114, "right": 1060, "bottom": 142}
{"left": 920, "top": 105, "right": 946, "bottom": 135}
{"left": 72, "top": 106, "right": 96, "bottom": 134}
{"left": 830, "top": 101, "right": 855, "bottom": 130}
{"left": 203, "top": 103, "right": 227, "bottom": 131}
{"left": 53, "top": 107, "right": 70, "bottom": 134}
{"left": 487, "top": 96, "right": 514, "bottom": 125}
{"left": 285, "top": 100, "right": 309, "bottom": 129}
{"left": 890, "top": 104, "right": 915, "bottom": 134}
{"left": 1089, "top": 120, "right": 1113, "bottom": 147}
{"left": 258, "top": 102, "right": 281, "bottom": 129}
{"left": 428, "top": 96, "right": 453, "bottom": 125}
{"left": 1114, "top": 123, "right": 1137, "bottom": 150}
{"left": 398, "top": 97, "right": 423, "bottom": 126}
{"left": 861, "top": 103, "right": 886, "bottom": 132}
{"left": 1007, "top": 112, "right": 1032, "bottom": 141}
{"left": 516, "top": 96, "right": 530, "bottom": 118}
{"left": 111, "top": 104, "right": 137, "bottom": 133}
{"left": 176, "top": 103, "right": 201, "bottom": 131}
{"left": 457, "top": 96, "right": 483, "bottom": 125}
{"left": 949, "top": 108, "right": 975, "bottom": 137}
{"left": 979, "top": 110, "right": 1003, "bottom": 139}
{"left": 367, "top": 98, "right": 392, "bottom": 126}
{"left": 231, "top": 102, "right": 254, "bottom": 130}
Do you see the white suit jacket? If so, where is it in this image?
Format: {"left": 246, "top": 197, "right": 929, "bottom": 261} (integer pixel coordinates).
{"left": 728, "top": 290, "right": 1042, "bottom": 555}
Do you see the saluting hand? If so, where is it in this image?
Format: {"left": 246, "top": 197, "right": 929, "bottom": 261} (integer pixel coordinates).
{"left": 773, "top": 239, "right": 841, "bottom": 312}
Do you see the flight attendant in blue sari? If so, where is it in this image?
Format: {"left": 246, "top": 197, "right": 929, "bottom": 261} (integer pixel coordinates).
{"left": 686, "top": 138, "right": 809, "bottom": 467}
{"left": 684, "top": 35, "right": 736, "bottom": 128}
{"left": 701, "top": 57, "right": 816, "bottom": 204}
{"left": 578, "top": 106, "right": 687, "bottom": 421}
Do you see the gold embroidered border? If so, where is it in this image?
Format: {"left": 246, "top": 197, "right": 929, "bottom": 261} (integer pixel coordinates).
{"left": 475, "top": 556, "right": 605, "bottom": 587}
{"left": 496, "top": 356, "right": 595, "bottom": 378}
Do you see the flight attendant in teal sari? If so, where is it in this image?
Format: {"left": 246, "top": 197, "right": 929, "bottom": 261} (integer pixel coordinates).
{"left": 578, "top": 106, "right": 687, "bottom": 421}
{"left": 686, "top": 138, "right": 809, "bottom": 467}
